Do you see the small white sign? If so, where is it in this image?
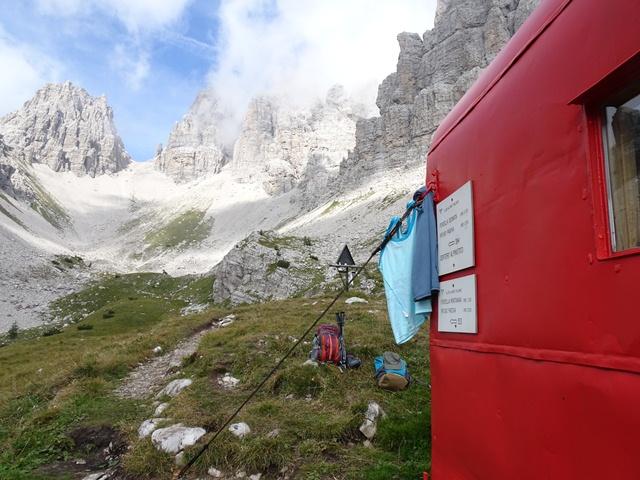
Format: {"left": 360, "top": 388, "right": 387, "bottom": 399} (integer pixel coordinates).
{"left": 437, "top": 274, "right": 477, "bottom": 334}
{"left": 437, "top": 181, "right": 475, "bottom": 276}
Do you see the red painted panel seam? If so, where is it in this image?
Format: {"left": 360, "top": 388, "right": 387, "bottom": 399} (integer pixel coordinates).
{"left": 431, "top": 338, "right": 640, "bottom": 375}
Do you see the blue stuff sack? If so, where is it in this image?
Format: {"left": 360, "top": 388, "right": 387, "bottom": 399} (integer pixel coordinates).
{"left": 374, "top": 351, "right": 411, "bottom": 390}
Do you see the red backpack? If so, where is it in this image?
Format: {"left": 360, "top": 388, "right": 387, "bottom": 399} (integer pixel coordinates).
{"left": 314, "top": 324, "right": 342, "bottom": 364}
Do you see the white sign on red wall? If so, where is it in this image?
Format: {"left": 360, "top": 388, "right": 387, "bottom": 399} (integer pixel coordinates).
{"left": 437, "top": 274, "right": 478, "bottom": 334}
{"left": 437, "top": 181, "right": 475, "bottom": 276}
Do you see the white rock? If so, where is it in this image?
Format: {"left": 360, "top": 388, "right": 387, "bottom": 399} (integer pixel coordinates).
{"left": 218, "top": 372, "right": 240, "bottom": 389}
{"left": 153, "top": 346, "right": 162, "bottom": 354}
{"left": 250, "top": 474, "right": 262, "bottom": 480}
{"left": 81, "top": 473, "right": 111, "bottom": 480}
{"left": 151, "top": 424, "right": 206, "bottom": 454}
{"left": 345, "top": 297, "right": 368, "bottom": 304}
{"left": 207, "top": 467, "right": 223, "bottom": 478}
{"left": 154, "top": 402, "right": 169, "bottom": 416}
{"left": 156, "top": 378, "right": 192, "bottom": 398}
{"left": 180, "top": 303, "right": 209, "bottom": 316}
{"left": 359, "top": 402, "right": 386, "bottom": 440}
{"left": 138, "top": 418, "right": 167, "bottom": 438}
{"left": 218, "top": 314, "right": 236, "bottom": 327}
{"left": 228, "top": 422, "right": 251, "bottom": 438}
{"left": 302, "top": 359, "right": 319, "bottom": 368}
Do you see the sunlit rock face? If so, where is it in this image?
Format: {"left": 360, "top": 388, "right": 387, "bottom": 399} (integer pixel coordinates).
{"left": 229, "top": 84, "right": 366, "bottom": 196}
{"left": 154, "top": 89, "right": 229, "bottom": 182}
{"left": 339, "top": 0, "right": 539, "bottom": 184}
{"left": 0, "top": 81, "right": 131, "bottom": 177}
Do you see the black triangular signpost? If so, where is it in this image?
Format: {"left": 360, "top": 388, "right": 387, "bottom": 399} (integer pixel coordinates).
{"left": 336, "top": 245, "right": 355, "bottom": 267}
{"left": 331, "top": 245, "right": 357, "bottom": 291}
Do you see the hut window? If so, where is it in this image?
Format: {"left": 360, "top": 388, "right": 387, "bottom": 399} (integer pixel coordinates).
{"left": 602, "top": 90, "right": 640, "bottom": 252}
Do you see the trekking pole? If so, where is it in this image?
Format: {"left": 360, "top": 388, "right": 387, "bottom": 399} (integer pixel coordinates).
{"left": 336, "top": 311, "right": 347, "bottom": 367}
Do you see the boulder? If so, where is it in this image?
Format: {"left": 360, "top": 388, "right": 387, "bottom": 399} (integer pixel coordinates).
{"left": 217, "top": 314, "right": 236, "bottom": 327}
{"left": 154, "top": 402, "right": 169, "bottom": 416}
{"left": 228, "top": 422, "right": 251, "bottom": 439}
{"left": 218, "top": 373, "right": 240, "bottom": 389}
{"left": 207, "top": 467, "right": 223, "bottom": 478}
{"left": 345, "top": 297, "right": 368, "bottom": 304}
{"left": 138, "top": 418, "right": 167, "bottom": 438}
{"left": 156, "top": 378, "right": 192, "bottom": 398}
{"left": 359, "top": 402, "right": 386, "bottom": 440}
{"left": 151, "top": 424, "right": 206, "bottom": 454}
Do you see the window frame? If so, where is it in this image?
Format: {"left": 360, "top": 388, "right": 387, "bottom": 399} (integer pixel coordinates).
{"left": 587, "top": 108, "right": 640, "bottom": 259}
{"left": 580, "top": 51, "right": 640, "bottom": 260}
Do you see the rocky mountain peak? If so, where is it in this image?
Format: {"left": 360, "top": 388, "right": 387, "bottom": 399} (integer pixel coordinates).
{"left": 156, "top": 84, "right": 364, "bottom": 196}
{"left": 338, "top": 0, "right": 539, "bottom": 187}
{"left": 229, "top": 86, "right": 362, "bottom": 196}
{"left": 154, "top": 88, "right": 230, "bottom": 182}
{"left": 0, "top": 81, "right": 131, "bottom": 177}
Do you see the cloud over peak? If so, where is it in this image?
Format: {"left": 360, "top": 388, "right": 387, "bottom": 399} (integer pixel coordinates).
{"left": 209, "top": 0, "right": 437, "bottom": 129}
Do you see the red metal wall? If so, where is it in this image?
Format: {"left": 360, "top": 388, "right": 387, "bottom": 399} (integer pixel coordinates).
{"left": 426, "top": 0, "right": 640, "bottom": 478}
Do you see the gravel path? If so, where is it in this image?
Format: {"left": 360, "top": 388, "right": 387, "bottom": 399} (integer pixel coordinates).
{"left": 114, "top": 323, "right": 217, "bottom": 399}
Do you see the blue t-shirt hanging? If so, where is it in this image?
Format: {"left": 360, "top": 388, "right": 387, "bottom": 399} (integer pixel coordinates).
{"left": 379, "top": 201, "right": 431, "bottom": 344}
{"left": 412, "top": 189, "right": 439, "bottom": 301}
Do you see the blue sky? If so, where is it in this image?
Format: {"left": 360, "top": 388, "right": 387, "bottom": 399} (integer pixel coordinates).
{"left": 0, "top": 0, "right": 436, "bottom": 161}
{"left": 0, "top": 0, "right": 221, "bottom": 160}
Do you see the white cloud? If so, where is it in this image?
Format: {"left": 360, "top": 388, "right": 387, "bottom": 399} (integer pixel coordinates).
{"left": 109, "top": 44, "right": 150, "bottom": 91}
{"left": 209, "top": 0, "right": 437, "bottom": 131}
{"left": 0, "top": 29, "right": 60, "bottom": 115}
{"left": 34, "top": 0, "right": 192, "bottom": 91}
{"left": 35, "top": 0, "right": 192, "bottom": 32}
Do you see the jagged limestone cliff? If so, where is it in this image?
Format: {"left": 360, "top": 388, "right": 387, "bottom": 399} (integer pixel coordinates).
{"left": 230, "top": 85, "right": 367, "bottom": 195}
{"left": 156, "top": 85, "right": 367, "bottom": 195}
{"left": 154, "top": 90, "right": 229, "bottom": 182}
{"left": 0, "top": 81, "right": 131, "bottom": 177}
{"left": 338, "top": 0, "right": 538, "bottom": 184}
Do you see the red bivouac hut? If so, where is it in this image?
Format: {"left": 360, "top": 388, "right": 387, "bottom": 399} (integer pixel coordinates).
{"left": 426, "top": 0, "right": 640, "bottom": 478}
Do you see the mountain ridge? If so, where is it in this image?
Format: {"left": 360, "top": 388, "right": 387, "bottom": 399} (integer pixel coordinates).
{"left": 0, "top": 0, "right": 540, "bottom": 330}
{"left": 0, "top": 81, "right": 131, "bottom": 178}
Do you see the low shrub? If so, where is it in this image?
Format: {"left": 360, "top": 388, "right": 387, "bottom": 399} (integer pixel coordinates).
{"left": 8, "top": 321, "right": 19, "bottom": 339}
{"left": 42, "top": 327, "right": 62, "bottom": 337}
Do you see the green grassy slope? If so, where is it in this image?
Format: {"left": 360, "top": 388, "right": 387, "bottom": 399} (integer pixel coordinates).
{"left": 0, "top": 275, "right": 430, "bottom": 479}
{"left": 145, "top": 209, "right": 213, "bottom": 250}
